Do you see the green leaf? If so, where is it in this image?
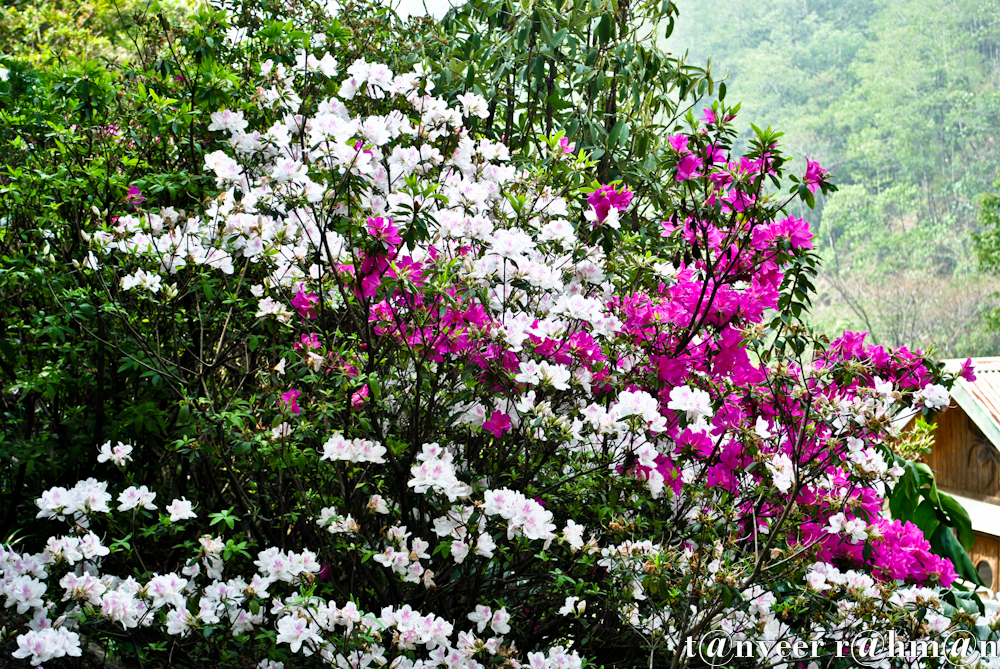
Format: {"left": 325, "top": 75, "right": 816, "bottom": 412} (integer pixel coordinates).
{"left": 597, "top": 13, "right": 612, "bottom": 44}
{"left": 911, "top": 499, "right": 940, "bottom": 537}
{"left": 938, "top": 492, "right": 976, "bottom": 551}
{"left": 931, "top": 525, "right": 981, "bottom": 585}
{"left": 797, "top": 183, "right": 816, "bottom": 209}
{"left": 0, "top": 338, "right": 15, "bottom": 368}
{"left": 607, "top": 118, "right": 626, "bottom": 149}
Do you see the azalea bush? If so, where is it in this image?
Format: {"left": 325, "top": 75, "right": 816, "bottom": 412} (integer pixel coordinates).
{"left": 0, "top": 15, "right": 997, "bottom": 663}
{"left": 2, "top": 1, "right": 999, "bottom": 668}
{"left": 0, "top": 0, "right": 424, "bottom": 544}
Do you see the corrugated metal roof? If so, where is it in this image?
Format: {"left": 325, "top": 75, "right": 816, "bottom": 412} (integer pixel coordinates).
{"left": 945, "top": 358, "right": 1000, "bottom": 450}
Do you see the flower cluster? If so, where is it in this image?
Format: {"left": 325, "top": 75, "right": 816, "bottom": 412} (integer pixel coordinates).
{"left": 3, "top": 477, "right": 586, "bottom": 667}
{"left": 1, "top": 45, "right": 981, "bottom": 669}
{"left": 321, "top": 432, "right": 387, "bottom": 464}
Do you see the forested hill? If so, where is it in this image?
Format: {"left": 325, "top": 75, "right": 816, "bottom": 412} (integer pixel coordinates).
{"left": 670, "top": 0, "right": 1000, "bottom": 357}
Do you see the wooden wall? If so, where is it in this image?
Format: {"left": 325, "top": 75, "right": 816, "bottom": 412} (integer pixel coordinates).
{"left": 924, "top": 405, "right": 1000, "bottom": 498}
{"left": 923, "top": 404, "right": 1000, "bottom": 590}
{"left": 971, "top": 531, "right": 1000, "bottom": 591}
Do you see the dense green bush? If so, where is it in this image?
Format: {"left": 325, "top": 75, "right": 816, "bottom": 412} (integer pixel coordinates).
{"left": 0, "top": 2, "right": 989, "bottom": 668}
{"left": 0, "top": 0, "right": 193, "bottom": 65}
{"left": 0, "top": 0, "right": 422, "bottom": 544}
{"left": 426, "top": 0, "right": 717, "bottom": 238}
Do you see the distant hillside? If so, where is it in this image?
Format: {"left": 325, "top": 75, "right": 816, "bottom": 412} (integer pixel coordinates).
{"left": 668, "top": 0, "right": 1000, "bottom": 356}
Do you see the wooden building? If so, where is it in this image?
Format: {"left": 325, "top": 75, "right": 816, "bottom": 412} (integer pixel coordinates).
{"left": 921, "top": 357, "right": 1000, "bottom": 591}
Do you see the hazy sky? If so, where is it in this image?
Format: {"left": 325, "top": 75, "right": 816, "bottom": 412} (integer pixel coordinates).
{"left": 393, "top": 0, "right": 454, "bottom": 18}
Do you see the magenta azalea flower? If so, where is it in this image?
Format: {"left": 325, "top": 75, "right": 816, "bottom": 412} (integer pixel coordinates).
{"left": 700, "top": 106, "right": 736, "bottom": 126}
{"left": 586, "top": 185, "right": 633, "bottom": 224}
{"left": 675, "top": 154, "right": 703, "bottom": 182}
{"left": 772, "top": 215, "right": 813, "bottom": 249}
{"left": 367, "top": 216, "right": 402, "bottom": 246}
{"left": 294, "top": 333, "right": 321, "bottom": 351}
{"left": 126, "top": 185, "right": 145, "bottom": 204}
{"left": 482, "top": 411, "right": 512, "bottom": 438}
{"left": 667, "top": 134, "right": 690, "bottom": 154}
{"left": 279, "top": 389, "right": 302, "bottom": 414}
{"left": 802, "top": 157, "right": 828, "bottom": 193}
{"left": 291, "top": 287, "right": 319, "bottom": 320}
{"left": 351, "top": 385, "right": 369, "bottom": 410}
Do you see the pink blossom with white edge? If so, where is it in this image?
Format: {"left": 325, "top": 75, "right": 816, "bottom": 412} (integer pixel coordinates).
{"left": 96, "top": 441, "right": 133, "bottom": 467}
{"left": 165, "top": 498, "right": 197, "bottom": 522}
{"left": 275, "top": 614, "right": 322, "bottom": 654}
{"left": 12, "top": 627, "right": 82, "bottom": 666}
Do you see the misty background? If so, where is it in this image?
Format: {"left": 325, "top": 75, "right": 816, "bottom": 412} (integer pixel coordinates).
{"left": 669, "top": 0, "right": 1000, "bottom": 358}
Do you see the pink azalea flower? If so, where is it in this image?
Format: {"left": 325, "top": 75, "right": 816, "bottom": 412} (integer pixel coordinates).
{"left": 126, "top": 185, "right": 145, "bottom": 204}
{"left": 700, "top": 106, "right": 736, "bottom": 126}
{"left": 351, "top": 385, "right": 369, "bottom": 410}
{"left": 667, "top": 134, "right": 690, "bottom": 154}
{"left": 279, "top": 389, "right": 302, "bottom": 414}
{"left": 674, "top": 428, "right": 713, "bottom": 458}
{"left": 367, "top": 216, "right": 402, "bottom": 246}
{"left": 632, "top": 454, "right": 682, "bottom": 497}
{"left": 482, "top": 411, "right": 512, "bottom": 438}
{"left": 772, "top": 215, "right": 813, "bottom": 249}
{"left": 721, "top": 188, "right": 756, "bottom": 213}
{"left": 587, "top": 185, "right": 634, "bottom": 224}
{"left": 294, "top": 333, "right": 321, "bottom": 351}
{"left": 802, "top": 157, "right": 827, "bottom": 193}
{"left": 558, "top": 136, "right": 575, "bottom": 154}
{"left": 703, "top": 143, "right": 727, "bottom": 164}
{"left": 959, "top": 358, "right": 976, "bottom": 382}
{"left": 675, "top": 154, "right": 703, "bottom": 182}
{"left": 291, "top": 287, "right": 319, "bottom": 319}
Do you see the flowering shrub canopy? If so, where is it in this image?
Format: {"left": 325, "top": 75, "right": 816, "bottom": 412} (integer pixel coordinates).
{"left": 0, "top": 8, "right": 994, "bottom": 669}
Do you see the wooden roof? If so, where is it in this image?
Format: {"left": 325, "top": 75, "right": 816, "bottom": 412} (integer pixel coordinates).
{"left": 943, "top": 357, "right": 1000, "bottom": 453}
